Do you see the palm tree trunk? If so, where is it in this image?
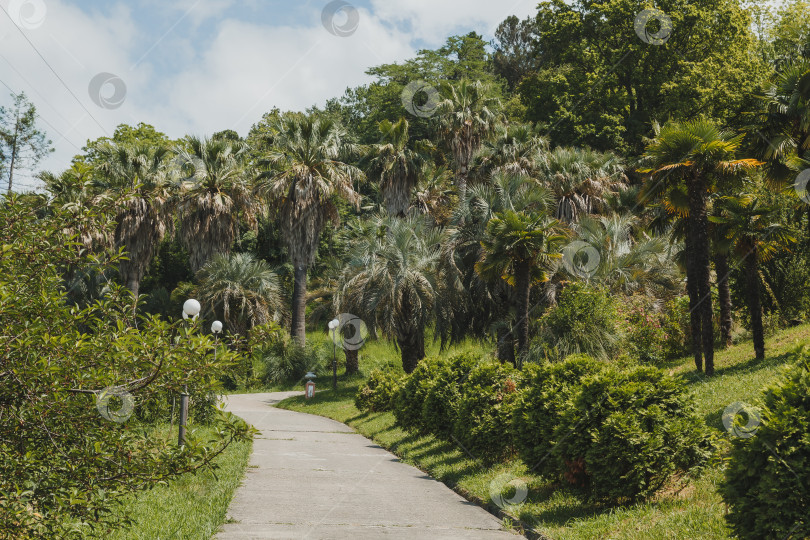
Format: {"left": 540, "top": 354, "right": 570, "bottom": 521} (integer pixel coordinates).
{"left": 497, "top": 325, "right": 515, "bottom": 365}
{"left": 514, "top": 260, "right": 531, "bottom": 366}
{"left": 685, "top": 222, "right": 703, "bottom": 372}
{"left": 127, "top": 276, "right": 140, "bottom": 299}
{"left": 344, "top": 347, "right": 359, "bottom": 375}
{"left": 689, "top": 177, "right": 714, "bottom": 374}
{"left": 715, "top": 254, "right": 733, "bottom": 348}
{"left": 398, "top": 329, "right": 425, "bottom": 374}
{"left": 744, "top": 247, "right": 765, "bottom": 360}
{"left": 291, "top": 265, "right": 307, "bottom": 345}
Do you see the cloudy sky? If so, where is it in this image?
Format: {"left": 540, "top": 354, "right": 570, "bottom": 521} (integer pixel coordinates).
{"left": 0, "top": 0, "right": 541, "bottom": 189}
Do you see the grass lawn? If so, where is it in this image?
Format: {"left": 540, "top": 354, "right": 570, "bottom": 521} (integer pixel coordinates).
{"left": 101, "top": 425, "right": 252, "bottom": 540}
{"left": 276, "top": 324, "right": 810, "bottom": 539}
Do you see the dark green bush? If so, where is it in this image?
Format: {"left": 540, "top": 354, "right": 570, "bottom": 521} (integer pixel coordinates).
{"left": 258, "top": 337, "right": 328, "bottom": 384}
{"left": 512, "top": 354, "right": 606, "bottom": 476}
{"left": 421, "top": 352, "right": 482, "bottom": 437}
{"left": 452, "top": 362, "right": 521, "bottom": 464}
{"left": 721, "top": 347, "right": 810, "bottom": 539}
{"left": 536, "top": 283, "right": 622, "bottom": 361}
{"left": 553, "top": 365, "right": 714, "bottom": 503}
{"left": 355, "top": 369, "right": 403, "bottom": 412}
{"left": 393, "top": 356, "right": 444, "bottom": 431}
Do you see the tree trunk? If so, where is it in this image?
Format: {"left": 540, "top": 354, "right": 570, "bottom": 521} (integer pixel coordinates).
{"left": 344, "top": 347, "right": 359, "bottom": 375}
{"left": 685, "top": 220, "right": 703, "bottom": 372}
{"left": 689, "top": 177, "right": 715, "bottom": 375}
{"left": 497, "top": 325, "right": 516, "bottom": 366}
{"left": 514, "top": 260, "right": 531, "bottom": 366}
{"left": 744, "top": 247, "right": 765, "bottom": 360}
{"left": 126, "top": 276, "right": 140, "bottom": 299}
{"left": 398, "top": 329, "right": 425, "bottom": 374}
{"left": 290, "top": 265, "right": 307, "bottom": 345}
{"left": 715, "top": 254, "right": 733, "bottom": 348}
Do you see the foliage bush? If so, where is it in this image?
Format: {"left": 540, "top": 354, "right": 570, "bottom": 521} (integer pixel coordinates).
{"left": 617, "top": 297, "right": 667, "bottom": 364}
{"left": 421, "top": 351, "right": 483, "bottom": 437}
{"left": 0, "top": 196, "right": 252, "bottom": 537}
{"left": 721, "top": 346, "right": 810, "bottom": 539}
{"left": 552, "top": 365, "right": 715, "bottom": 503}
{"left": 393, "top": 355, "right": 446, "bottom": 432}
{"left": 512, "top": 354, "right": 606, "bottom": 476}
{"left": 355, "top": 369, "right": 403, "bottom": 413}
{"left": 536, "top": 283, "right": 622, "bottom": 361}
{"left": 452, "top": 361, "right": 521, "bottom": 464}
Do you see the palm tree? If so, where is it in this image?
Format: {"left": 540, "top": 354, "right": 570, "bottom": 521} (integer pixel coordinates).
{"left": 569, "top": 214, "right": 680, "bottom": 296}
{"left": 472, "top": 122, "right": 548, "bottom": 179}
{"left": 711, "top": 196, "right": 795, "bottom": 359}
{"left": 175, "top": 136, "right": 257, "bottom": 273}
{"left": 363, "top": 118, "right": 429, "bottom": 217}
{"left": 537, "top": 147, "right": 626, "bottom": 223}
{"left": 639, "top": 119, "right": 762, "bottom": 375}
{"left": 95, "top": 143, "right": 174, "bottom": 299}
{"left": 257, "top": 115, "right": 363, "bottom": 344}
{"left": 196, "top": 252, "right": 286, "bottom": 336}
{"left": 336, "top": 216, "right": 441, "bottom": 373}
{"left": 412, "top": 164, "right": 455, "bottom": 224}
{"left": 477, "top": 210, "right": 567, "bottom": 363}
{"left": 436, "top": 80, "right": 500, "bottom": 203}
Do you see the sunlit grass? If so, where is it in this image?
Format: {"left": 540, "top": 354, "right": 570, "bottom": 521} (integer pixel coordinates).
{"left": 278, "top": 323, "right": 810, "bottom": 539}
{"left": 101, "top": 425, "right": 252, "bottom": 540}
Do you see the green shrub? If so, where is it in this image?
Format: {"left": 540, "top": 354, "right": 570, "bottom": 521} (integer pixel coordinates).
{"left": 259, "top": 337, "right": 328, "bottom": 384}
{"left": 536, "top": 283, "right": 622, "bottom": 361}
{"left": 721, "top": 347, "right": 810, "bottom": 539}
{"left": 421, "top": 352, "right": 482, "bottom": 437}
{"left": 553, "top": 365, "right": 714, "bottom": 503}
{"left": 617, "top": 297, "right": 667, "bottom": 364}
{"left": 355, "top": 369, "right": 403, "bottom": 412}
{"left": 512, "top": 354, "right": 606, "bottom": 476}
{"left": 393, "top": 356, "right": 443, "bottom": 432}
{"left": 452, "top": 362, "right": 521, "bottom": 464}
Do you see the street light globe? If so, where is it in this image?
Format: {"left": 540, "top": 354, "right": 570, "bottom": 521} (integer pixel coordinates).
{"left": 328, "top": 318, "right": 340, "bottom": 331}
{"left": 211, "top": 320, "right": 223, "bottom": 334}
{"left": 183, "top": 299, "right": 201, "bottom": 320}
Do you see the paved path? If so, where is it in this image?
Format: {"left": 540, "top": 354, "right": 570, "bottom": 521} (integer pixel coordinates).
{"left": 217, "top": 392, "right": 519, "bottom": 539}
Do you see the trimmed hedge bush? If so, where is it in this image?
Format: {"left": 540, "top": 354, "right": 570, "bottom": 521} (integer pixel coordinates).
{"left": 453, "top": 362, "right": 521, "bottom": 464}
{"left": 422, "top": 352, "right": 482, "bottom": 437}
{"left": 355, "top": 369, "right": 403, "bottom": 413}
{"left": 393, "top": 356, "right": 443, "bottom": 432}
{"left": 721, "top": 348, "right": 810, "bottom": 539}
{"left": 552, "top": 365, "right": 714, "bottom": 502}
{"left": 512, "top": 354, "right": 606, "bottom": 476}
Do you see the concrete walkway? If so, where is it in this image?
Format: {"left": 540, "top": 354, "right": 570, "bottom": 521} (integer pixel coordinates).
{"left": 217, "top": 392, "right": 519, "bottom": 539}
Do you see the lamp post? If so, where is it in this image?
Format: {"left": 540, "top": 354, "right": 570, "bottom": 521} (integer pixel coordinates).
{"left": 211, "top": 320, "right": 223, "bottom": 362}
{"left": 179, "top": 299, "right": 201, "bottom": 446}
{"left": 328, "top": 318, "right": 339, "bottom": 391}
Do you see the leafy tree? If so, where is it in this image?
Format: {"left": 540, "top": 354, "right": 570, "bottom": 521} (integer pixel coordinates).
{"left": 95, "top": 143, "right": 175, "bottom": 298}
{"left": 79, "top": 123, "right": 172, "bottom": 166}
{"left": 477, "top": 209, "right": 567, "bottom": 363}
{"left": 175, "top": 136, "right": 257, "bottom": 273}
{"left": 257, "top": 115, "right": 362, "bottom": 344}
{"left": 520, "top": 0, "right": 765, "bottom": 153}
{"left": 0, "top": 194, "right": 251, "bottom": 537}
{"left": 196, "top": 253, "right": 285, "bottom": 336}
{"left": 336, "top": 216, "right": 441, "bottom": 373}
{"left": 0, "top": 92, "right": 53, "bottom": 193}
{"left": 493, "top": 16, "right": 540, "bottom": 91}
{"left": 711, "top": 196, "right": 796, "bottom": 359}
{"left": 640, "top": 119, "right": 761, "bottom": 375}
